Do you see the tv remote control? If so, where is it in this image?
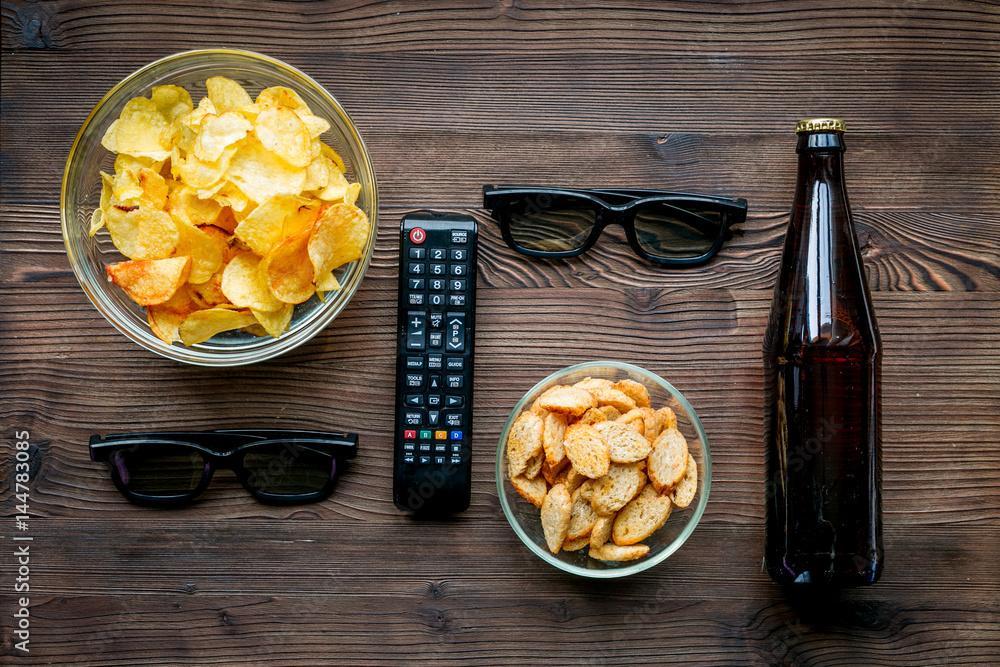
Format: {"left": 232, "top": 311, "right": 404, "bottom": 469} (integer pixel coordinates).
{"left": 392, "top": 212, "right": 478, "bottom": 516}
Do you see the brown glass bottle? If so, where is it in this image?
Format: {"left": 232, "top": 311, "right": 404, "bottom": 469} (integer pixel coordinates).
{"left": 763, "top": 119, "right": 883, "bottom": 586}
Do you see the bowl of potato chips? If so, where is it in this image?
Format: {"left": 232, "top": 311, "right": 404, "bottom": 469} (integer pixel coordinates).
{"left": 496, "top": 362, "right": 711, "bottom": 578}
{"left": 62, "top": 50, "right": 377, "bottom": 365}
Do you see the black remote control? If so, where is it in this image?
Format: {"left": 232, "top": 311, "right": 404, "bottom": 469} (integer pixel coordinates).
{"left": 392, "top": 212, "right": 478, "bottom": 516}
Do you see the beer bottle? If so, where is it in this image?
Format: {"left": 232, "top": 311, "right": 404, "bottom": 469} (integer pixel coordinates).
{"left": 762, "top": 118, "right": 883, "bottom": 586}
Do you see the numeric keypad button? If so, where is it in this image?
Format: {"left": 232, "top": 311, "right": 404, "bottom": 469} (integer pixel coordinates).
{"left": 450, "top": 264, "right": 467, "bottom": 276}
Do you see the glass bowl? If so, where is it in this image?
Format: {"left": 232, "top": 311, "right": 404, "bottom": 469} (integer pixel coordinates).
{"left": 496, "top": 361, "right": 711, "bottom": 578}
{"left": 61, "top": 49, "right": 377, "bottom": 366}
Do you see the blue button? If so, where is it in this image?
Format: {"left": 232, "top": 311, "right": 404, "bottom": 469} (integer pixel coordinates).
{"left": 450, "top": 430, "right": 462, "bottom": 440}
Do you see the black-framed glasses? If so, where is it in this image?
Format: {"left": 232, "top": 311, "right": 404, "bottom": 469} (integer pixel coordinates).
{"left": 90, "top": 429, "right": 358, "bottom": 506}
{"left": 483, "top": 185, "right": 748, "bottom": 265}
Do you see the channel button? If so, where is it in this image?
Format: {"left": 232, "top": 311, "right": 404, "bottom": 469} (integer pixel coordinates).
{"left": 446, "top": 313, "right": 465, "bottom": 353}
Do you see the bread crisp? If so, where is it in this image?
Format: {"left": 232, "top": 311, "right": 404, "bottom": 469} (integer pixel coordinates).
{"left": 536, "top": 385, "right": 598, "bottom": 417}
{"left": 587, "top": 385, "right": 637, "bottom": 413}
{"left": 573, "top": 377, "right": 613, "bottom": 392}
{"left": 612, "top": 485, "right": 673, "bottom": 546}
{"left": 577, "top": 407, "right": 608, "bottom": 426}
{"left": 566, "top": 481, "right": 601, "bottom": 540}
{"left": 541, "top": 483, "right": 573, "bottom": 554}
{"left": 598, "top": 405, "right": 622, "bottom": 421}
{"left": 671, "top": 453, "right": 698, "bottom": 509}
{"left": 542, "top": 411, "right": 569, "bottom": 468}
{"left": 656, "top": 406, "right": 678, "bottom": 432}
{"left": 591, "top": 462, "right": 647, "bottom": 516}
{"left": 615, "top": 408, "right": 646, "bottom": 435}
{"left": 506, "top": 374, "right": 700, "bottom": 566}
{"left": 511, "top": 473, "right": 548, "bottom": 508}
{"left": 595, "top": 421, "right": 653, "bottom": 463}
{"left": 541, "top": 457, "right": 569, "bottom": 486}
{"left": 613, "top": 379, "right": 651, "bottom": 408}
{"left": 523, "top": 451, "right": 544, "bottom": 480}
{"left": 563, "top": 423, "right": 610, "bottom": 479}
{"left": 648, "top": 428, "right": 689, "bottom": 493}
{"left": 506, "top": 411, "right": 544, "bottom": 478}
{"left": 590, "top": 542, "right": 650, "bottom": 562}
{"left": 589, "top": 514, "right": 614, "bottom": 549}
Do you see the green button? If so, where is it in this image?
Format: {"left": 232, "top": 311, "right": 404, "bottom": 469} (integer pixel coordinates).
{"left": 419, "top": 430, "right": 433, "bottom": 440}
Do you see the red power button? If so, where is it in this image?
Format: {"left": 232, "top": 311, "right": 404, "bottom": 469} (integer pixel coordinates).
{"left": 409, "top": 228, "right": 426, "bottom": 244}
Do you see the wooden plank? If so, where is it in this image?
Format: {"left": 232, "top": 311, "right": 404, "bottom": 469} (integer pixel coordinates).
{"left": 4, "top": 204, "right": 1000, "bottom": 291}
{"left": 3, "top": 52, "right": 997, "bottom": 135}
{"left": 3, "top": 0, "right": 998, "bottom": 59}
{"left": 1, "top": 521, "right": 996, "bottom": 665}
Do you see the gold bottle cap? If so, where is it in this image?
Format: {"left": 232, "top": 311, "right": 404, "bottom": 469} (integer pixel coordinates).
{"left": 796, "top": 118, "right": 845, "bottom": 133}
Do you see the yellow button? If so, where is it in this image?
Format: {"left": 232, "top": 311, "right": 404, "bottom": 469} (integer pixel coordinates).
{"left": 435, "top": 430, "right": 448, "bottom": 440}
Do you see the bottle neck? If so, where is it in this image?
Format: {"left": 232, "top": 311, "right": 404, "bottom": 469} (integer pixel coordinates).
{"left": 794, "top": 132, "right": 847, "bottom": 205}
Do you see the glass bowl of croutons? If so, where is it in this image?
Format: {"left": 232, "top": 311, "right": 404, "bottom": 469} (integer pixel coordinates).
{"left": 496, "top": 361, "right": 711, "bottom": 578}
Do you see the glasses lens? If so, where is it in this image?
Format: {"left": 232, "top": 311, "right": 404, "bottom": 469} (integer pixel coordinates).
{"left": 633, "top": 201, "right": 723, "bottom": 259}
{"left": 112, "top": 444, "right": 207, "bottom": 496}
{"left": 505, "top": 193, "right": 596, "bottom": 252}
{"left": 242, "top": 443, "right": 335, "bottom": 496}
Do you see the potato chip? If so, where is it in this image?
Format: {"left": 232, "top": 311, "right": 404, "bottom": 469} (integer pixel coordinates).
{"left": 257, "top": 86, "right": 311, "bottom": 112}
{"left": 147, "top": 286, "right": 199, "bottom": 344}
{"left": 173, "top": 221, "right": 223, "bottom": 284}
{"left": 254, "top": 105, "right": 313, "bottom": 168}
{"left": 101, "top": 97, "right": 172, "bottom": 161}
{"left": 166, "top": 185, "right": 222, "bottom": 226}
{"left": 251, "top": 302, "right": 293, "bottom": 338}
{"left": 206, "top": 76, "right": 253, "bottom": 113}
{"left": 241, "top": 323, "right": 270, "bottom": 337}
{"left": 187, "top": 271, "right": 228, "bottom": 308}
{"left": 178, "top": 145, "right": 238, "bottom": 190}
{"left": 260, "top": 231, "right": 314, "bottom": 304}
{"left": 315, "top": 270, "right": 342, "bottom": 292}
{"left": 210, "top": 182, "right": 252, "bottom": 213}
{"left": 234, "top": 194, "right": 305, "bottom": 256}
{"left": 294, "top": 109, "right": 331, "bottom": 139}
{"left": 113, "top": 167, "right": 169, "bottom": 210}
{"left": 106, "top": 256, "right": 191, "bottom": 305}
{"left": 104, "top": 205, "right": 179, "bottom": 260}
{"left": 282, "top": 204, "right": 322, "bottom": 238}
{"left": 197, "top": 224, "right": 236, "bottom": 261}
{"left": 312, "top": 161, "right": 349, "bottom": 201}
{"left": 343, "top": 182, "right": 361, "bottom": 206}
{"left": 220, "top": 250, "right": 285, "bottom": 312}
{"left": 225, "top": 139, "right": 306, "bottom": 204}
{"left": 151, "top": 85, "right": 193, "bottom": 123}
{"left": 307, "top": 203, "right": 369, "bottom": 277}
{"left": 302, "top": 157, "right": 331, "bottom": 192}
{"left": 212, "top": 206, "right": 238, "bottom": 233}
{"left": 89, "top": 207, "right": 104, "bottom": 236}
{"left": 315, "top": 270, "right": 342, "bottom": 303}
{"left": 194, "top": 111, "right": 253, "bottom": 162}
{"left": 320, "top": 142, "right": 346, "bottom": 173}
{"left": 179, "top": 308, "right": 257, "bottom": 346}
{"left": 95, "top": 78, "right": 367, "bottom": 345}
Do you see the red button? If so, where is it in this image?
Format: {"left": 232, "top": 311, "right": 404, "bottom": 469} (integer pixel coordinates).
{"left": 409, "top": 228, "right": 426, "bottom": 244}
{"left": 404, "top": 429, "right": 416, "bottom": 440}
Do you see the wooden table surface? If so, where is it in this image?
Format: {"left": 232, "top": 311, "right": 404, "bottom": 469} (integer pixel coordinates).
{"left": 2, "top": 1, "right": 999, "bottom": 665}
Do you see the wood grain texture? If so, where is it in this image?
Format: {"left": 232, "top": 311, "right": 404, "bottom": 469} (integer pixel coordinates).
{"left": 2, "top": 1, "right": 999, "bottom": 665}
